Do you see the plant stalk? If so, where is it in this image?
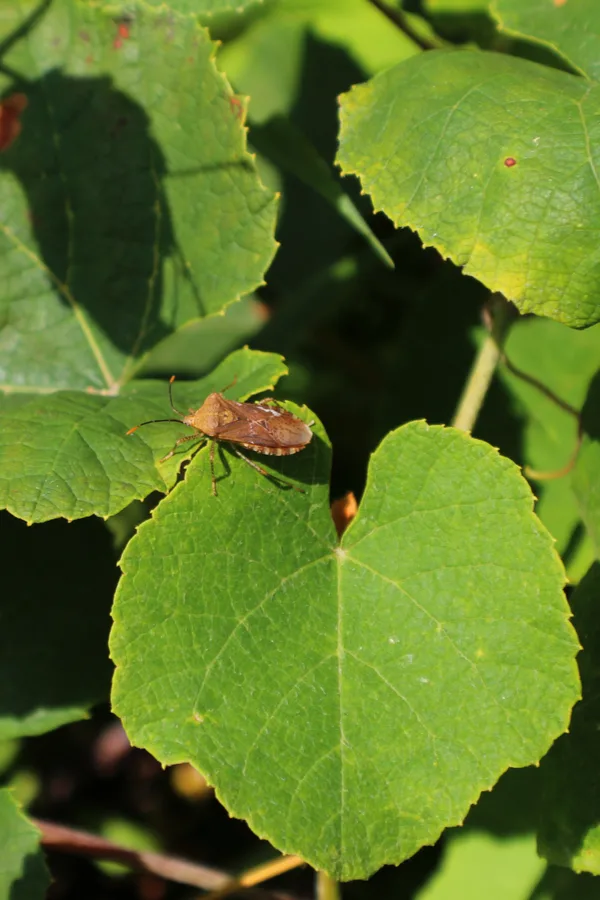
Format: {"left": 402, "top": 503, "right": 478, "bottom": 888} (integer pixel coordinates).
{"left": 452, "top": 295, "right": 515, "bottom": 433}
{"left": 34, "top": 818, "right": 296, "bottom": 899}
{"left": 316, "top": 871, "right": 341, "bottom": 900}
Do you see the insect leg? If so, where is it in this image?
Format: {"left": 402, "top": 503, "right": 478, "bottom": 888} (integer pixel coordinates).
{"left": 210, "top": 439, "right": 217, "bottom": 497}
{"left": 159, "top": 432, "right": 200, "bottom": 463}
{"left": 231, "top": 448, "right": 305, "bottom": 494}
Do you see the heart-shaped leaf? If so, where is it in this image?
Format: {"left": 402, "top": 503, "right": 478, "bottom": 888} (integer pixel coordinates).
{"left": 111, "top": 420, "right": 579, "bottom": 879}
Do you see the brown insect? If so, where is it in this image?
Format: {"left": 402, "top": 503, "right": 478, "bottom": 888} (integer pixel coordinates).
{"left": 127, "top": 376, "right": 312, "bottom": 496}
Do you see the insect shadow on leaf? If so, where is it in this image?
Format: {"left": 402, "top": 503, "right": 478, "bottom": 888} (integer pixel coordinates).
{"left": 127, "top": 377, "right": 313, "bottom": 496}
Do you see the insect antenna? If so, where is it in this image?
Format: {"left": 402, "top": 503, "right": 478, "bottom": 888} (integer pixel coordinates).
{"left": 220, "top": 375, "right": 238, "bottom": 395}
{"left": 126, "top": 418, "right": 184, "bottom": 435}
{"left": 168, "top": 375, "right": 188, "bottom": 416}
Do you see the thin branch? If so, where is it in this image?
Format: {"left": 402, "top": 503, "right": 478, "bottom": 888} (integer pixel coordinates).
{"left": 367, "top": 0, "right": 440, "bottom": 51}
{"left": 34, "top": 819, "right": 298, "bottom": 899}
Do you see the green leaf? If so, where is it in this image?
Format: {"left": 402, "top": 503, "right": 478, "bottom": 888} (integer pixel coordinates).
{"left": 218, "top": 0, "right": 418, "bottom": 122}
{"left": 293, "top": 0, "right": 425, "bottom": 74}
{"left": 110, "top": 420, "right": 579, "bottom": 879}
{"left": 495, "top": 317, "right": 600, "bottom": 582}
{"left": 493, "top": 0, "right": 600, "bottom": 80}
{"left": 138, "top": 296, "right": 265, "bottom": 378}
{"left": 426, "top": 0, "right": 489, "bottom": 11}
{"left": 416, "top": 831, "right": 545, "bottom": 900}
{"left": 0, "top": 514, "right": 114, "bottom": 738}
{"left": 572, "top": 374, "right": 600, "bottom": 559}
{"left": 106, "top": 0, "right": 263, "bottom": 13}
{"left": 0, "top": 348, "right": 287, "bottom": 523}
{"left": 250, "top": 116, "right": 393, "bottom": 267}
{"left": 0, "top": 0, "right": 276, "bottom": 394}
{"left": 538, "top": 563, "right": 600, "bottom": 874}
{"left": 337, "top": 50, "right": 600, "bottom": 328}
{"left": 0, "top": 789, "right": 49, "bottom": 900}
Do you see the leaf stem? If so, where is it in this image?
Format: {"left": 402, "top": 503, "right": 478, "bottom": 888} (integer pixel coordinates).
{"left": 367, "top": 0, "right": 440, "bottom": 50}
{"left": 316, "top": 871, "right": 341, "bottom": 900}
{"left": 203, "top": 855, "right": 305, "bottom": 899}
{"left": 452, "top": 295, "right": 514, "bottom": 433}
{"left": 34, "top": 818, "right": 297, "bottom": 898}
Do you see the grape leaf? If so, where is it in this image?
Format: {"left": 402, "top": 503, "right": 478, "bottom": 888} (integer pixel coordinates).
{"left": 337, "top": 50, "right": 600, "bottom": 327}
{"left": 416, "top": 831, "right": 544, "bottom": 900}
{"left": 494, "top": 0, "right": 600, "bottom": 80}
{"left": 133, "top": 0, "right": 261, "bottom": 12}
{"left": 495, "top": 317, "right": 600, "bottom": 582}
{"left": 111, "top": 420, "right": 579, "bottom": 879}
{"left": 537, "top": 563, "right": 600, "bottom": 875}
{"left": 572, "top": 372, "right": 600, "bottom": 560}
{"left": 0, "top": 790, "right": 48, "bottom": 900}
{"left": 0, "top": 348, "right": 287, "bottom": 523}
{"left": 0, "top": 0, "right": 276, "bottom": 393}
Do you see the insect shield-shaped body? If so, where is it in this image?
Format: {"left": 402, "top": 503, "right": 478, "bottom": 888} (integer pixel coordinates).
{"left": 127, "top": 378, "right": 312, "bottom": 496}
{"left": 187, "top": 393, "right": 313, "bottom": 457}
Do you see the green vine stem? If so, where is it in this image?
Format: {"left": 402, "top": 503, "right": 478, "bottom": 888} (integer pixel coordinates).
{"left": 316, "top": 871, "right": 341, "bottom": 900}
{"left": 452, "top": 294, "right": 516, "bottom": 433}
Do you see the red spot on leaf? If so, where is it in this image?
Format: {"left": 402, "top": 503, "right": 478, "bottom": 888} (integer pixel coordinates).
{"left": 554, "top": 0, "right": 567, "bottom": 6}
{"left": 0, "top": 93, "right": 28, "bottom": 152}
{"left": 113, "top": 18, "right": 132, "bottom": 49}
{"left": 504, "top": 157, "right": 517, "bottom": 168}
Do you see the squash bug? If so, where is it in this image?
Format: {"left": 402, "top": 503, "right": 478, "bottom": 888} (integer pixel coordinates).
{"left": 127, "top": 377, "right": 312, "bottom": 496}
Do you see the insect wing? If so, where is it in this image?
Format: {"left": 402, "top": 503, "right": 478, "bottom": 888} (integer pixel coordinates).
{"left": 212, "top": 400, "right": 311, "bottom": 450}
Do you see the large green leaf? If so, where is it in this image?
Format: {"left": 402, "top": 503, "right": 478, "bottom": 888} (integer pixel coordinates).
{"left": 0, "top": 348, "right": 287, "bottom": 523}
{"left": 0, "top": 789, "right": 48, "bottom": 900}
{"left": 572, "top": 372, "right": 600, "bottom": 559}
{"left": 337, "top": 50, "right": 600, "bottom": 328}
{"left": 0, "top": 514, "right": 114, "bottom": 738}
{"left": 218, "top": 0, "right": 418, "bottom": 121}
{"left": 250, "top": 116, "right": 393, "bottom": 267}
{"left": 138, "top": 296, "right": 265, "bottom": 377}
{"left": 493, "top": 0, "right": 600, "bottom": 80}
{"left": 111, "top": 420, "right": 579, "bottom": 879}
{"left": 537, "top": 563, "right": 600, "bottom": 874}
{"left": 416, "top": 831, "right": 544, "bottom": 900}
{"left": 495, "top": 317, "right": 600, "bottom": 582}
{"left": 0, "top": 0, "right": 276, "bottom": 394}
